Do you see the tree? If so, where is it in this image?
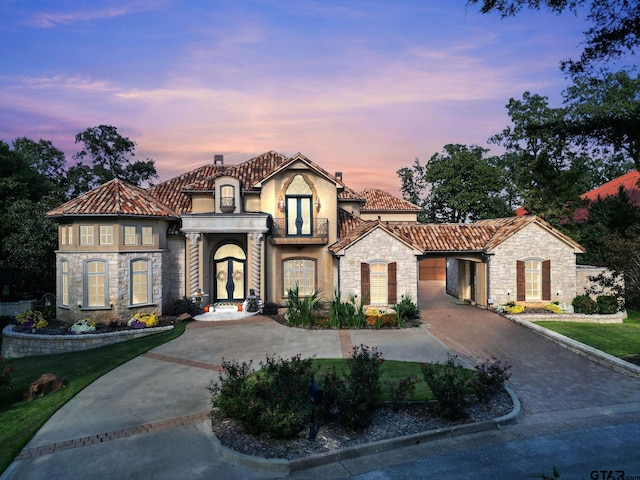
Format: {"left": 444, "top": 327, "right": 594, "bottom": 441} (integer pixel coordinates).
{"left": 489, "top": 92, "right": 594, "bottom": 217}
{"left": 563, "top": 70, "right": 640, "bottom": 169}
{"left": 466, "top": 0, "right": 640, "bottom": 74}
{"left": 0, "top": 140, "right": 62, "bottom": 299}
{"left": 69, "top": 125, "right": 157, "bottom": 196}
{"left": 398, "top": 144, "right": 512, "bottom": 223}
{"left": 12, "top": 137, "right": 68, "bottom": 191}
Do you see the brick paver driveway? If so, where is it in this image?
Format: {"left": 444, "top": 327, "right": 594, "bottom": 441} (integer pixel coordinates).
{"left": 418, "top": 281, "right": 640, "bottom": 416}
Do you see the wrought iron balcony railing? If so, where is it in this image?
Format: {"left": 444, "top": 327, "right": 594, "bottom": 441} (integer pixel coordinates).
{"left": 270, "top": 218, "right": 328, "bottom": 245}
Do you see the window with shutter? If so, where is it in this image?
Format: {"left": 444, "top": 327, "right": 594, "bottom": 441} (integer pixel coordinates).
{"left": 542, "top": 260, "right": 551, "bottom": 301}
{"left": 361, "top": 263, "right": 370, "bottom": 304}
{"left": 388, "top": 262, "right": 397, "bottom": 304}
{"left": 516, "top": 260, "right": 525, "bottom": 301}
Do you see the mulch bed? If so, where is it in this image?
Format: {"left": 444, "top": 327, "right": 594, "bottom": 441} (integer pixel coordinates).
{"left": 11, "top": 316, "right": 177, "bottom": 335}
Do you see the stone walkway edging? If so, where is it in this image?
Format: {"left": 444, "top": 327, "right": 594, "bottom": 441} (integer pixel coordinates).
{"left": 210, "top": 385, "right": 521, "bottom": 474}
{"left": 506, "top": 315, "right": 640, "bottom": 379}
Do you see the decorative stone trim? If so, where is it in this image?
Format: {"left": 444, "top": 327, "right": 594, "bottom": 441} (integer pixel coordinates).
{"left": 505, "top": 311, "right": 626, "bottom": 324}
{"left": 1, "top": 324, "right": 174, "bottom": 359}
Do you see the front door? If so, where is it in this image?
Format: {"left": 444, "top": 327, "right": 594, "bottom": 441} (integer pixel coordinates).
{"left": 213, "top": 244, "right": 246, "bottom": 302}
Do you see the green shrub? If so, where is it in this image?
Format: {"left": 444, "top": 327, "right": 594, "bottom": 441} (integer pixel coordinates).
{"left": 328, "top": 291, "right": 366, "bottom": 329}
{"left": 421, "top": 354, "right": 473, "bottom": 420}
{"left": 262, "top": 302, "right": 279, "bottom": 315}
{"left": 572, "top": 294, "right": 599, "bottom": 314}
{"left": 170, "top": 297, "right": 203, "bottom": 317}
{"left": 385, "top": 375, "right": 418, "bottom": 412}
{"left": 284, "top": 286, "right": 322, "bottom": 328}
{"left": 337, "top": 345, "right": 385, "bottom": 431}
{"left": 209, "top": 354, "right": 315, "bottom": 440}
{"left": 596, "top": 295, "right": 620, "bottom": 314}
{"left": 392, "top": 295, "right": 420, "bottom": 326}
{"left": 0, "top": 358, "right": 14, "bottom": 392}
{"left": 470, "top": 357, "right": 511, "bottom": 403}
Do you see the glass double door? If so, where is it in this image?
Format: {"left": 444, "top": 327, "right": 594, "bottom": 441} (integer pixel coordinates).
{"left": 213, "top": 244, "right": 245, "bottom": 302}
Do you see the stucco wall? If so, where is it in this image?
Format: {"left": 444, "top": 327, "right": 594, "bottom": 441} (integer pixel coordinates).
{"left": 488, "top": 223, "right": 578, "bottom": 305}
{"left": 338, "top": 228, "right": 418, "bottom": 305}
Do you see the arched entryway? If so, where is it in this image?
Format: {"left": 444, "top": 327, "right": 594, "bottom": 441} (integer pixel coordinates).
{"left": 213, "top": 243, "right": 246, "bottom": 302}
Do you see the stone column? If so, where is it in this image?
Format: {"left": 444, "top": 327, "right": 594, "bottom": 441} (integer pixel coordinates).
{"left": 186, "top": 233, "right": 201, "bottom": 296}
{"left": 249, "top": 233, "right": 263, "bottom": 298}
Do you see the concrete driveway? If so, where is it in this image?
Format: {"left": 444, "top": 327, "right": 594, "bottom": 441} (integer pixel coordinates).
{"left": 2, "top": 282, "right": 639, "bottom": 479}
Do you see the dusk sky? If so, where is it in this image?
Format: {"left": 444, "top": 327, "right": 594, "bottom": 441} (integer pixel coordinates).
{"left": 1, "top": 1, "right": 589, "bottom": 194}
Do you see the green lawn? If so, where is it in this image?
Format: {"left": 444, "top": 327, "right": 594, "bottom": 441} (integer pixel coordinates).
{"left": 310, "top": 358, "right": 434, "bottom": 401}
{"left": 535, "top": 309, "right": 640, "bottom": 358}
{"left": 0, "top": 322, "right": 187, "bottom": 474}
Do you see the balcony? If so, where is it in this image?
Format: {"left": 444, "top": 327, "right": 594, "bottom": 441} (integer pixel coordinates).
{"left": 270, "top": 218, "right": 328, "bottom": 245}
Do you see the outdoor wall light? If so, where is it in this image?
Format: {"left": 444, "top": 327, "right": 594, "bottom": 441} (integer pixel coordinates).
{"left": 278, "top": 197, "right": 285, "bottom": 212}
{"left": 314, "top": 196, "right": 321, "bottom": 211}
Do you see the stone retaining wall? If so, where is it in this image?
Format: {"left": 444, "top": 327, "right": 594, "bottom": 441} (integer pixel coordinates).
{"left": 0, "top": 300, "right": 36, "bottom": 317}
{"left": 1, "top": 324, "right": 174, "bottom": 359}
{"left": 505, "top": 311, "right": 626, "bottom": 324}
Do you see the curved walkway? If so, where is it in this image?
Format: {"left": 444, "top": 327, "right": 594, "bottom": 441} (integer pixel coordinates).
{"left": 3, "top": 283, "right": 640, "bottom": 479}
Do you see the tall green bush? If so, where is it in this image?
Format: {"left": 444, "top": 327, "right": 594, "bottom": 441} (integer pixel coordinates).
{"left": 421, "top": 354, "right": 473, "bottom": 420}
{"left": 284, "top": 286, "right": 322, "bottom": 328}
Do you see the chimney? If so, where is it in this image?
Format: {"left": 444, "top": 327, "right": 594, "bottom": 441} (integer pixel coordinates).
{"left": 214, "top": 154, "right": 224, "bottom": 165}
{"left": 335, "top": 171, "right": 343, "bottom": 182}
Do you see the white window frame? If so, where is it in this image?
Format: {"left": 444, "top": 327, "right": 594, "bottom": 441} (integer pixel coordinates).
{"left": 370, "top": 262, "right": 388, "bottom": 305}
{"left": 130, "top": 259, "right": 151, "bottom": 305}
{"left": 141, "top": 226, "right": 153, "bottom": 246}
{"left": 84, "top": 260, "right": 108, "bottom": 308}
{"left": 100, "top": 225, "right": 114, "bottom": 245}
{"left": 68, "top": 225, "right": 73, "bottom": 245}
{"left": 60, "top": 226, "right": 67, "bottom": 246}
{"left": 80, "top": 225, "right": 94, "bottom": 246}
{"left": 220, "top": 185, "right": 235, "bottom": 209}
{"left": 124, "top": 226, "right": 137, "bottom": 245}
{"left": 525, "top": 259, "right": 542, "bottom": 301}
{"left": 61, "top": 260, "right": 69, "bottom": 306}
{"left": 283, "top": 258, "right": 315, "bottom": 296}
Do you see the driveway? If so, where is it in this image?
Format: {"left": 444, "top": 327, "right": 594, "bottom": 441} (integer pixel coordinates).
{"left": 2, "top": 283, "right": 640, "bottom": 479}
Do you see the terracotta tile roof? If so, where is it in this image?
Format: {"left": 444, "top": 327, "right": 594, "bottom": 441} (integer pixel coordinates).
{"left": 338, "top": 187, "right": 364, "bottom": 201}
{"left": 573, "top": 169, "right": 640, "bottom": 222}
{"left": 147, "top": 164, "right": 226, "bottom": 214}
{"left": 476, "top": 215, "right": 585, "bottom": 252}
{"left": 332, "top": 215, "right": 584, "bottom": 254}
{"left": 337, "top": 208, "right": 367, "bottom": 239}
{"left": 47, "top": 179, "right": 178, "bottom": 218}
{"left": 359, "top": 188, "right": 421, "bottom": 211}
{"left": 330, "top": 220, "right": 402, "bottom": 254}
{"left": 389, "top": 223, "right": 498, "bottom": 252}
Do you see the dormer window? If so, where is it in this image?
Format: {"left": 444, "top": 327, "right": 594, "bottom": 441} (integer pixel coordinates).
{"left": 220, "top": 185, "right": 235, "bottom": 213}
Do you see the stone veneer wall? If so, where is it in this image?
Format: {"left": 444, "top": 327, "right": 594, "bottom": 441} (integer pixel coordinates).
{"left": 167, "top": 235, "right": 186, "bottom": 308}
{"left": 1, "top": 324, "right": 173, "bottom": 359}
{"left": 56, "top": 250, "right": 169, "bottom": 323}
{"left": 446, "top": 258, "right": 458, "bottom": 298}
{"left": 338, "top": 228, "right": 418, "bottom": 305}
{"left": 488, "top": 223, "right": 578, "bottom": 306}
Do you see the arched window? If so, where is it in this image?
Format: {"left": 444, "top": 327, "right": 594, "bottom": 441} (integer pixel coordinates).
{"left": 286, "top": 175, "right": 313, "bottom": 236}
{"left": 131, "top": 259, "right": 151, "bottom": 305}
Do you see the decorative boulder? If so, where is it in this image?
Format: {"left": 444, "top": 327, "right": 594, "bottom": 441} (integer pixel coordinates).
{"left": 23, "top": 373, "right": 65, "bottom": 401}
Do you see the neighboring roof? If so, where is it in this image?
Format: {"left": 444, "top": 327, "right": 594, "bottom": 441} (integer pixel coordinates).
{"left": 516, "top": 170, "right": 640, "bottom": 219}
{"left": 359, "top": 189, "right": 422, "bottom": 212}
{"left": 573, "top": 169, "right": 640, "bottom": 222}
{"left": 47, "top": 179, "right": 178, "bottom": 218}
{"left": 581, "top": 169, "right": 640, "bottom": 204}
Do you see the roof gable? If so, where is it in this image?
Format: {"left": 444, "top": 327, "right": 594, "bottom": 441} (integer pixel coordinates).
{"left": 47, "top": 179, "right": 178, "bottom": 218}
{"left": 330, "top": 219, "right": 422, "bottom": 255}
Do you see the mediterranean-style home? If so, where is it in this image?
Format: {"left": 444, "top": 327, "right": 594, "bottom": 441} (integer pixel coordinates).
{"left": 46, "top": 151, "right": 588, "bottom": 324}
